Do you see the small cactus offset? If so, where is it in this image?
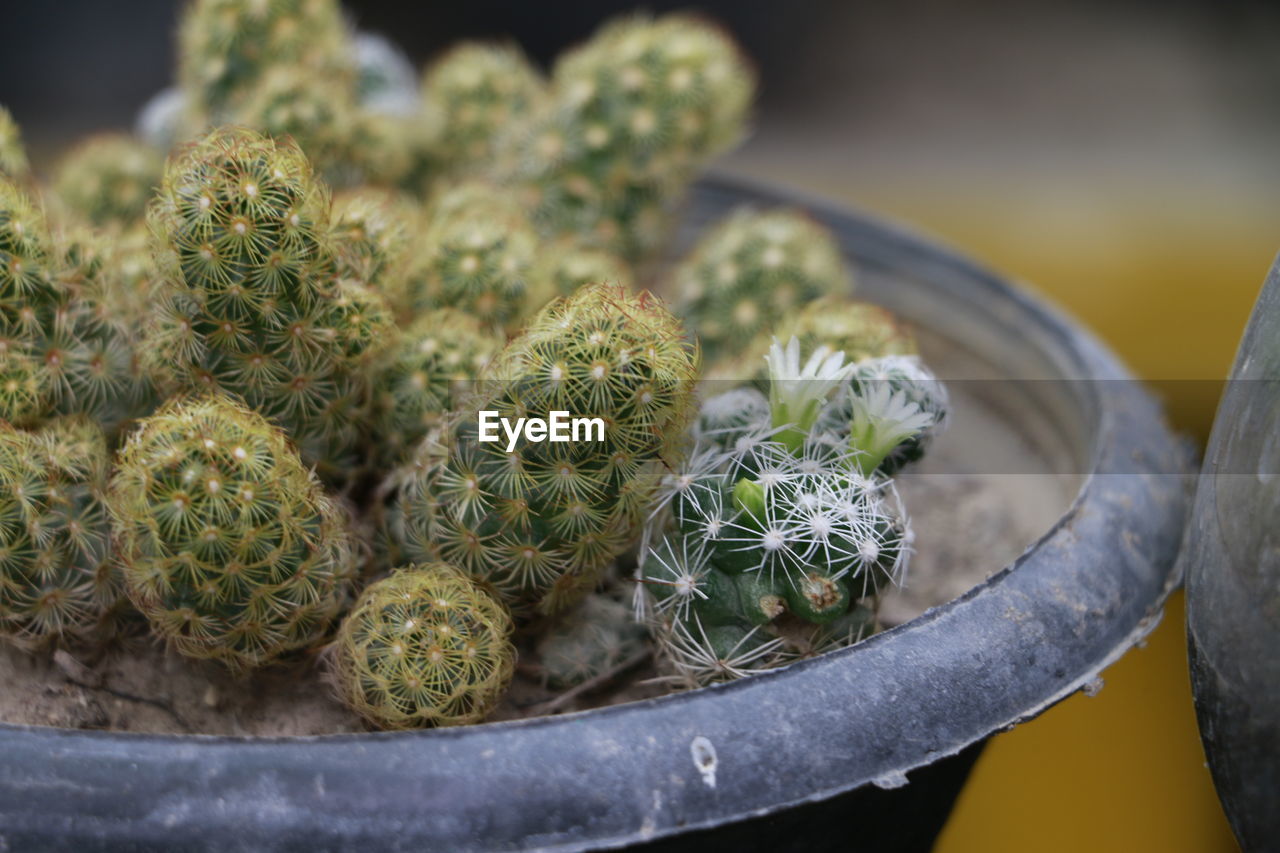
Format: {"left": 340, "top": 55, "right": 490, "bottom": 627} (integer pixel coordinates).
{"left": 505, "top": 13, "right": 754, "bottom": 261}
{"left": 639, "top": 337, "right": 939, "bottom": 685}
{"left": 52, "top": 134, "right": 164, "bottom": 229}
{"left": 390, "top": 282, "right": 700, "bottom": 619}
{"left": 398, "top": 181, "right": 537, "bottom": 332}
{"left": 109, "top": 395, "right": 360, "bottom": 671}
{"left": 536, "top": 591, "right": 647, "bottom": 689}
{"left": 178, "top": 0, "right": 354, "bottom": 126}
{"left": 0, "top": 106, "right": 30, "bottom": 181}
{"left": 708, "top": 295, "right": 917, "bottom": 384}
{"left": 331, "top": 563, "right": 516, "bottom": 729}
{"left": 371, "top": 307, "right": 500, "bottom": 470}
{"left": 0, "top": 417, "right": 124, "bottom": 650}
{"left": 422, "top": 42, "right": 546, "bottom": 180}
{"left": 144, "top": 126, "right": 393, "bottom": 478}
{"left": 671, "top": 208, "right": 853, "bottom": 365}
{"left": 524, "top": 239, "right": 632, "bottom": 320}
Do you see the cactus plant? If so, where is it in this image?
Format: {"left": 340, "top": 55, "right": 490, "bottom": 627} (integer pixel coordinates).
{"left": 536, "top": 590, "right": 647, "bottom": 688}
{"left": 671, "top": 209, "right": 853, "bottom": 365}
{"left": 0, "top": 177, "right": 145, "bottom": 430}
{"left": 422, "top": 42, "right": 546, "bottom": 180}
{"left": 109, "top": 395, "right": 360, "bottom": 671}
{"left": 371, "top": 307, "right": 500, "bottom": 470}
{"left": 143, "top": 126, "right": 393, "bottom": 479}
{"left": 638, "top": 338, "right": 921, "bottom": 685}
{"left": 331, "top": 562, "right": 516, "bottom": 729}
{"left": 52, "top": 134, "right": 164, "bottom": 229}
{"left": 389, "top": 282, "right": 700, "bottom": 619}
{"left": 525, "top": 239, "right": 631, "bottom": 320}
{"left": 504, "top": 13, "right": 754, "bottom": 262}
{"left": 329, "top": 187, "right": 421, "bottom": 321}
{"left": 397, "top": 181, "right": 536, "bottom": 332}
{"left": 0, "top": 106, "right": 30, "bottom": 181}
{"left": 178, "top": 0, "right": 354, "bottom": 127}
{"left": 0, "top": 417, "right": 124, "bottom": 650}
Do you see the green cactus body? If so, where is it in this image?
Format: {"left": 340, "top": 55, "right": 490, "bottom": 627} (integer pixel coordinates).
{"left": 144, "top": 127, "right": 393, "bottom": 478}
{"left": 109, "top": 395, "right": 359, "bottom": 671}
{"left": 399, "top": 181, "right": 536, "bottom": 332}
{"left": 422, "top": 42, "right": 546, "bottom": 179}
{"left": 672, "top": 208, "right": 853, "bottom": 365}
{"left": 709, "top": 295, "right": 917, "bottom": 385}
{"left": 52, "top": 134, "right": 164, "bottom": 229}
{"left": 330, "top": 187, "right": 421, "bottom": 322}
{"left": 0, "top": 417, "right": 124, "bottom": 649}
{"left": 0, "top": 106, "right": 30, "bottom": 181}
{"left": 639, "top": 338, "right": 939, "bottom": 685}
{"left": 391, "top": 283, "right": 699, "bottom": 619}
{"left": 372, "top": 308, "right": 500, "bottom": 471}
{"left": 525, "top": 240, "right": 632, "bottom": 321}
{"left": 179, "top": 0, "right": 354, "bottom": 126}
{"left": 332, "top": 563, "right": 515, "bottom": 729}
{"left": 507, "top": 14, "right": 754, "bottom": 262}
{"left": 0, "top": 179, "right": 144, "bottom": 429}
{"left": 536, "top": 591, "right": 647, "bottom": 688}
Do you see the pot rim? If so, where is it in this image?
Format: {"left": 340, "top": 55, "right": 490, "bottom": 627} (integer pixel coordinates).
{"left": 0, "top": 172, "right": 1190, "bottom": 852}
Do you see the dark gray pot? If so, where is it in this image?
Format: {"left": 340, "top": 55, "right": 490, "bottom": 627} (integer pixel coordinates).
{"left": 0, "top": 175, "right": 1191, "bottom": 852}
{"left": 1183, "top": 255, "right": 1280, "bottom": 853}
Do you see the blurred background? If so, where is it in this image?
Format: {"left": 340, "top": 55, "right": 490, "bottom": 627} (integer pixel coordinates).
{"left": 4, "top": 1, "right": 1276, "bottom": 849}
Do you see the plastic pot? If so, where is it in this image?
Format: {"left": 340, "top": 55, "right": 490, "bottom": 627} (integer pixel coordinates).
{"left": 1183, "top": 255, "right": 1280, "bottom": 852}
{"left": 0, "top": 175, "right": 1191, "bottom": 852}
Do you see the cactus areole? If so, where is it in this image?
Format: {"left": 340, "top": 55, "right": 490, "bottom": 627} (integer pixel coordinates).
{"left": 0, "top": 177, "right": 1190, "bottom": 851}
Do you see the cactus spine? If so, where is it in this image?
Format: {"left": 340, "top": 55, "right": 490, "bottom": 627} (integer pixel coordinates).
{"left": 536, "top": 591, "right": 647, "bottom": 688}
{"left": 0, "top": 106, "right": 30, "bottom": 181}
{"left": 0, "top": 417, "right": 123, "bottom": 649}
{"left": 525, "top": 240, "right": 632, "bottom": 319}
{"left": 144, "top": 126, "right": 393, "bottom": 478}
{"left": 391, "top": 283, "right": 699, "bottom": 619}
{"left": 331, "top": 563, "right": 515, "bottom": 729}
{"left": 109, "top": 395, "right": 359, "bottom": 671}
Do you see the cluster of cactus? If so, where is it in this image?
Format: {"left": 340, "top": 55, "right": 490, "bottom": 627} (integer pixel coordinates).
{"left": 0, "top": 3, "right": 959, "bottom": 732}
{"left": 331, "top": 563, "right": 516, "bottom": 729}
{"left": 637, "top": 336, "right": 946, "bottom": 685}
{"left": 500, "top": 14, "right": 755, "bottom": 261}
{"left": 0, "top": 417, "right": 123, "bottom": 649}
{"left": 389, "top": 282, "right": 700, "bottom": 619}
{"left": 109, "top": 395, "right": 359, "bottom": 671}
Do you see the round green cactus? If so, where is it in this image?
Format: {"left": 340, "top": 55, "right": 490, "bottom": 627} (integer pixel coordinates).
{"left": 371, "top": 307, "right": 500, "bottom": 471}
{"left": 331, "top": 563, "right": 516, "bottom": 729}
{"left": 144, "top": 126, "right": 393, "bottom": 479}
{"left": 399, "top": 181, "right": 536, "bottom": 332}
{"left": 0, "top": 417, "right": 124, "bottom": 650}
{"left": 330, "top": 187, "right": 421, "bottom": 321}
{"left": 536, "top": 591, "right": 647, "bottom": 689}
{"left": 52, "top": 134, "right": 164, "bottom": 229}
{"left": 109, "top": 395, "right": 360, "bottom": 671}
{"left": 178, "top": 0, "right": 354, "bottom": 126}
{"left": 0, "top": 106, "right": 30, "bottom": 181}
{"left": 390, "top": 282, "right": 700, "bottom": 619}
{"left": 524, "top": 239, "right": 632, "bottom": 320}
{"left": 505, "top": 13, "right": 754, "bottom": 261}
{"left": 422, "top": 42, "right": 546, "bottom": 179}
{"left": 672, "top": 208, "right": 853, "bottom": 365}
